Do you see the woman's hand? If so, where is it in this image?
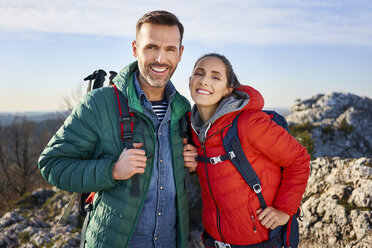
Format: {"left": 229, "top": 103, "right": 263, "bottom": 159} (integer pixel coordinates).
{"left": 256, "top": 207, "right": 290, "bottom": 230}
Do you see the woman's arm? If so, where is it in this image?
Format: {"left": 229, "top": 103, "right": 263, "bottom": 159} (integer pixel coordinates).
{"left": 240, "top": 111, "right": 311, "bottom": 216}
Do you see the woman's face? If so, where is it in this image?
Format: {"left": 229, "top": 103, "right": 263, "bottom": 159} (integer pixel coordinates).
{"left": 189, "top": 57, "right": 233, "bottom": 110}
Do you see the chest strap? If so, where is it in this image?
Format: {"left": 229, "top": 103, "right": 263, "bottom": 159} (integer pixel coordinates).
{"left": 196, "top": 151, "right": 235, "bottom": 165}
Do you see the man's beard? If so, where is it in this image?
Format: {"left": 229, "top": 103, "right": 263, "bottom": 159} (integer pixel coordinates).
{"left": 141, "top": 63, "right": 177, "bottom": 88}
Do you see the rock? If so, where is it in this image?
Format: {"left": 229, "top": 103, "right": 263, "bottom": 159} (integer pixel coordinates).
{"left": 0, "top": 188, "right": 81, "bottom": 248}
{"left": 299, "top": 157, "right": 372, "bottom": 248}
{"left": 287, "top": 92, "right": 372, "bottom": 158}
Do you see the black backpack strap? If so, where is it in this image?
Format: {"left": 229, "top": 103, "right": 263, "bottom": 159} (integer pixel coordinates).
{"left": 222, "top": 113, "right": 267, "bottom": 210}
{"left": 262, "top": 110, "right": 289, "bottom": 132}
{"left": 112, "top": 84, "right": 140, "bottom": 197}
{"left": 179, "top": 113, "right": 193, "bottom": 193}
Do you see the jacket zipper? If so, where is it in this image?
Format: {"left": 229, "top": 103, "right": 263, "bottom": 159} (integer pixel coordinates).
{"left": 198, "top": 121, "right": 234, "bottom": 243}
{"left": 202, "top": 144, "right": 226, "bottom": 243}
{"left": 251, "top": 214, "right": 257, "bottom": 233}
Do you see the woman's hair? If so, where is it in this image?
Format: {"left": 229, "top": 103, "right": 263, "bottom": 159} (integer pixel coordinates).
{"left": 192, "top": 53, "right": 241, "bottom": 88}
{"left": 136, "top": 10, "right": 184, "bottom": 45}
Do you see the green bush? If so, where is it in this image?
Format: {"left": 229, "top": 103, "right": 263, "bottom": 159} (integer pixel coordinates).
{"left": 290, "top": 121, "right": 314, "bottom": 134}
{"left": 18, "top": 232, "right": 30, "bottom": 243}
{"left": 289, "top": 123, "right": 316, "bottom": 159}
{"left": 338, "top": 118, "right": 354, "bottom": 133}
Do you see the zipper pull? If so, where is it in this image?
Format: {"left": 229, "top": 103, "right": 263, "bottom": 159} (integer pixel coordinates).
{"left": 251, "top": 215, "right": 257, "bottom": 233}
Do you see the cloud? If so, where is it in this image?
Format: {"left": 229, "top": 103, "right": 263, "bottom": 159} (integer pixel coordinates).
{"left": 0, "top": 0, "right": 371, "bottom": 46}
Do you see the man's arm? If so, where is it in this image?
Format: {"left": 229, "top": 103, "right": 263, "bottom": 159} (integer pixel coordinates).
{"left": 38, "top": 94, "right": 118, "bottom": 193}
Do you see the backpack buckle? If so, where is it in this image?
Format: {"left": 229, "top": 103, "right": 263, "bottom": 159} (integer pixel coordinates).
{"left": 123, "top": 131, "right": 132, "bottom": 140}
{"left": 119, "top": 116, "right": 131, "bottom": 123}
{"left": 214, "top": 240, "right": 231, "bottom": 248}
{"left": 228, "top": 151, "right": 235, "bottom": 159}
{"left": 210, "top": 156, "right": 222, "bottom": 164}
{"left": 253, "top": 184, "right": 262, "bottom": 194}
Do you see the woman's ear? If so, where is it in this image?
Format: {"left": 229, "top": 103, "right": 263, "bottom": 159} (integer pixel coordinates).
{"left": 225, "top": 87, "right": 234, "bottom": 97}
{"left": 188, "top": 76, "right": 192, "bottom": 89}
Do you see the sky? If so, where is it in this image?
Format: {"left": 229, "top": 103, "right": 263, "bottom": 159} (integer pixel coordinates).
{"left": 0, "top": 0, "right": 371, "bottom": 112}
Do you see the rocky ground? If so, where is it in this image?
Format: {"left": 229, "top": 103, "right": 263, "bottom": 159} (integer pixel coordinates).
{"left": 299, "top": 157, "right": 371, "bottom": 248}
{"left": 1, "top": 92, "right": 371, "bottom": 248}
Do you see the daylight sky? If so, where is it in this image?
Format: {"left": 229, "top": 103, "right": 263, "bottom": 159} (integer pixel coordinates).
{"left": 1, "top": 0, "right": 371, "bottom": 112}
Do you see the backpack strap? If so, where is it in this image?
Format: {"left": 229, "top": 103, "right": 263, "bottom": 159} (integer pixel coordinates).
{"left": 179, "top": 112, "right": 193, "bottom": 193}
{"left": 222, "top": 113, "right": 267, "bottom": 210}
{"left": 262, "top": 110, "right": 289, "bottom": 132}
{"left": 112, "top": 84, "right": 140, "bottom": 197}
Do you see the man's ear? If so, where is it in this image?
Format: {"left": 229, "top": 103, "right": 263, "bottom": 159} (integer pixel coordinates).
{"left": 132, "top": 40, "right": 137, "bottom": 58}
{"left": 178, "top": 45, "right": 184, "bottom": 62}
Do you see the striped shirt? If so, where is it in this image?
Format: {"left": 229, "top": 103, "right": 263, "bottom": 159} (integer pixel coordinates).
{"left": 151, "top": 99, "right": 168, "bottom": 122}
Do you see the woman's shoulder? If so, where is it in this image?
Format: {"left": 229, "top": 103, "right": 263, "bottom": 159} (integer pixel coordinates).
{"left": 238, "top": 110, "right": 271, "bottom": 124}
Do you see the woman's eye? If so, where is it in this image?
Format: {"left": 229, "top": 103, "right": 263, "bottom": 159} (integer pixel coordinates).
{"left": 212, "top": 76, "right": 221, "bottom": 80}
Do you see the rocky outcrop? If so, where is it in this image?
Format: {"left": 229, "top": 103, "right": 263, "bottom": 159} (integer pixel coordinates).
{"left": 0, "top": 188, "right": 81, "bottom": 248}
{"left": 286, "top": 92, "right": 372, "bottom": 247}
{"left": 300, "top": 157, "right": 372, "bottom": 248}
{"left": 286, "top": 92, "right": 372, "bottom": 158}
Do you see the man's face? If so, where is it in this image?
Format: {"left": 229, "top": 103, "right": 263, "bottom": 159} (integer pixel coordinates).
{"left": 132, "top": 23, "right": 184, "bottom": 88}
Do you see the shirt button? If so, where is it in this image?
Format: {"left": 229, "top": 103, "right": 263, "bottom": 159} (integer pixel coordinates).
{"left": 154, "top": 237, "right": 158, "bottom": 241}
{"left": 158, "top": 212, "right": 162, "bottom": 216}
{"left": 159, "top": 132, "right": 162, "bottom": 136}
{"left": 160, "top": 186, "right": 163, "bottom": 190}
{"left": 160, "top": 159, "right": 163, "bottom": 163}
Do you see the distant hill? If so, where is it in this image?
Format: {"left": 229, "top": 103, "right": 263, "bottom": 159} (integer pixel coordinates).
{"left": 0, "top": 111, "right": 69, "bottom": 126}
{"left": 265, "top": 107, "right": 291, "bottom": 117}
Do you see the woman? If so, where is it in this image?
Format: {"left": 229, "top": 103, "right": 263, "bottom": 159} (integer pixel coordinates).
{"left": 189, "top": 53, "right": 310, "bottom": 247}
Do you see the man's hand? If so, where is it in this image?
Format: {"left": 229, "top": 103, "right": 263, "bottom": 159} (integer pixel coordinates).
{"left": 256, "top": 207, "right": 290, "bottom": 230}
{"left": 112, "top": 143, "right": 147, "bottom": 180}
{"left": 183, "top": 138, "right": 198, "bottom": 172}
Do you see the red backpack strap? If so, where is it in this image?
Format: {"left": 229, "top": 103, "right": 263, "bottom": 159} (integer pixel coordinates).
{"left": 112, "top": 84, "right": 140, "bottom": 197}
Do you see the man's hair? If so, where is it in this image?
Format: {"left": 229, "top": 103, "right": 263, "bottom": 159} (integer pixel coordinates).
{"left": 136, "top": 10, "right": 184, "bottom": 45}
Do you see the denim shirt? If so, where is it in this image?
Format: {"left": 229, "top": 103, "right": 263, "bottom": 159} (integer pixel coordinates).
{"left": 128, "top": 72, "right": 177, "bottom": 248}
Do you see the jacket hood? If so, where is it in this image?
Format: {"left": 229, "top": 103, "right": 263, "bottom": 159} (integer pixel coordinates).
{"left": 191, "top": 85, "right": 264, "bottom": 143}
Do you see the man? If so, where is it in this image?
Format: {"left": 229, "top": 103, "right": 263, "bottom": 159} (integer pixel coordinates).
{"left": 38, "top": 10, "right": 197, "bottom": 248}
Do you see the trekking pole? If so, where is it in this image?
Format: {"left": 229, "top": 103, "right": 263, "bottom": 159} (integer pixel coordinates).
{"left": 84, "top": 70, "right": 107, "bottom": 92}
{"left": 59, "top": 69, "right": 108, "bottom": 225}
{"left": 58, "top": 192, "right": 78, "bottom": 224}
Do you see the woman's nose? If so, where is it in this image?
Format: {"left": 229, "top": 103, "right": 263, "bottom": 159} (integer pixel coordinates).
{"left": 199, "top": 76, "right": 210, "bottom": 86}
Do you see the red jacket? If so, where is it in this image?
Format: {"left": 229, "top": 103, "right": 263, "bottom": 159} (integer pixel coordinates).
{"left": 191, "top": 85, "right": 310, "bottom": 245}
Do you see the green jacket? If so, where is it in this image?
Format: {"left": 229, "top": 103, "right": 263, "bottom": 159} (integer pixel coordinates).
{"left": 38, "top": 61, "right": 191, "bottom": 247}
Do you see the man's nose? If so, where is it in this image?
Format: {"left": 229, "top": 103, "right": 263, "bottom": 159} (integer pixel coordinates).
{"left": 154, "top": 50, "right": 167, "bottom": 64}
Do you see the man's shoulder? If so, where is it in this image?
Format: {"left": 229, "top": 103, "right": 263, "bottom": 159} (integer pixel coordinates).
{"left": 171, "top": 91, "right": 190, "bottom": 110}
